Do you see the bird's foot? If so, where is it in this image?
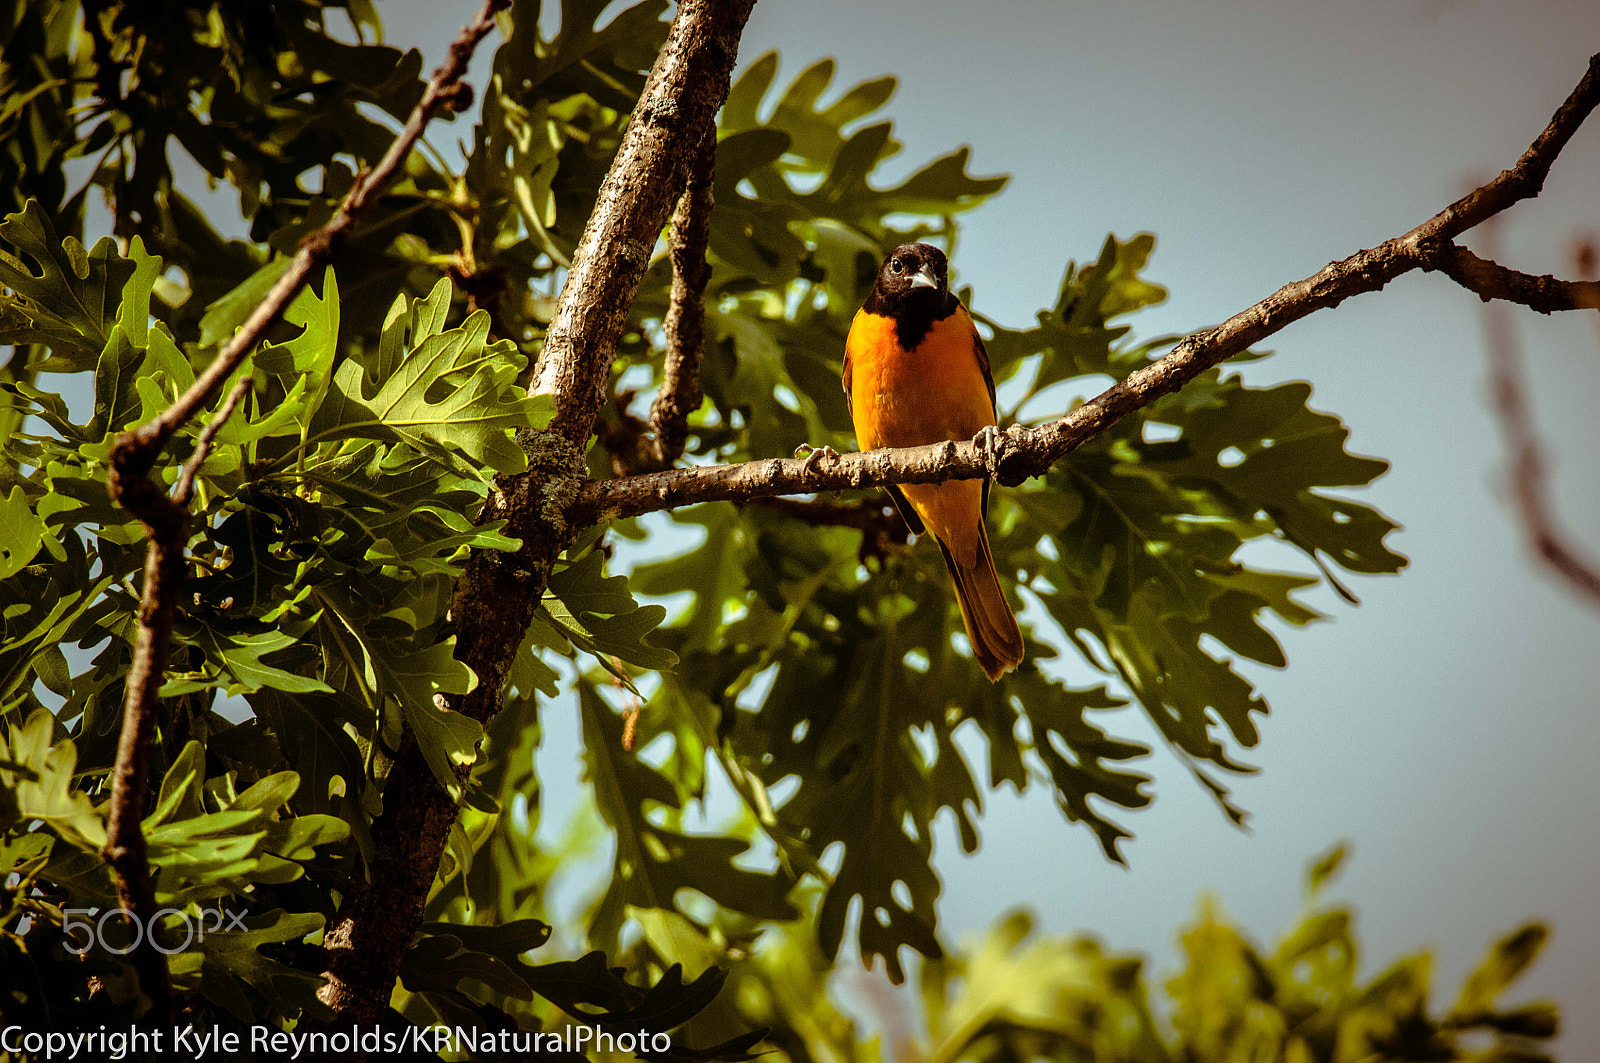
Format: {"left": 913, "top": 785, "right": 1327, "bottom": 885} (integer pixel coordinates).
{"left": 794, "top": 442, "right": 840, "bottom": 474}
{"left": 974, "top": 424, "right": 1007, "bottom": 479}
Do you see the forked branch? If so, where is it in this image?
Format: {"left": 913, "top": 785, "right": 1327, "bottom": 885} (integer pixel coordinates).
{"left": 530, "top": 1, "right": 752, "bottom": 448}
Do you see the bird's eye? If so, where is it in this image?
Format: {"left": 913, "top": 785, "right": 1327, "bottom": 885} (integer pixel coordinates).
{"left": 890, "top": 259, "right": 903, "bottom": 273}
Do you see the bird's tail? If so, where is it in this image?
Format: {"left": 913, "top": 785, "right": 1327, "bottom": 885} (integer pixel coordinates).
{"left": 936, "top": 524, "right": 1024, "bottom": 682}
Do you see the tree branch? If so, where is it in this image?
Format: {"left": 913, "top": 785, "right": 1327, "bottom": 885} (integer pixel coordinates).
{"left": 99, "top": 0, "right": 506, "bottom": 1016}
{"left": 314, "top": 0, "right": 756, "bottom": 1027}
{"left": 97, "top": 479, "right": 184, "bottom": 1014}
{"left": 170, "top": 374, "right": 252, "bottom": 505}
{"left": 1477, "top": 220, "right": 1600, "bottom": 605}
{"left": 569, "top": 52, "right": 1600, "bottom": 528}
{"left": 529, "top": 1, "right": 752, "bottom": 448}
{"left": 1422, "top": 242, "right": 1600, "bottom": 313}
{"left": 648, "top": 126, "right": 717, "bottom": 466}
{"left": 595, "top": 127, "right": 716, "bottom": 476}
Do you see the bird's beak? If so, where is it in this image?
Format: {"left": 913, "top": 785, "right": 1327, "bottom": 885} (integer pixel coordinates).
{"left": 910, "top": 267, "right": 938, "bottom": 290}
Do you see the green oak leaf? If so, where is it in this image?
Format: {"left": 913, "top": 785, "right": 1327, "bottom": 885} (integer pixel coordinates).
{"left": 372, "top": 639, "right": 483, "bottom": 804}
{"left": 0, "top": 709, "right": 105, "bottom": 852}
{"left": 165, "top": 625, "right": 335, "bottom": 698}
{"left": 0, "top": 486, "right": 48, "bottom": 580}
{"left": 581, "top": 683, "right": 796, "bottom": 949}
{"left": 175, "top": 910, "right": 329, "bottom": 1025}
{"left": 311, "top": 279, "right": 551, "bottom": 477}
{"left": 0, "top": 201, "right": 137, "bottom": 369}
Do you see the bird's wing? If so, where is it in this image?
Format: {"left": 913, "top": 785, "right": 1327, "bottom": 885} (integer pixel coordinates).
{"left": 960, "top": 304, "right": 998, "bottom": 515}
{"left": 842, "top": 341, "right": 853, "bottom": 418}
{"left": 962, "top": 303, "right": 998, "bottom": 419}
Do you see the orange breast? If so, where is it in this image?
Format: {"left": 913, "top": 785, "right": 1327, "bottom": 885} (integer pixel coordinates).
{"left": 846, "top": 306, "right": 995, "bottom": 452}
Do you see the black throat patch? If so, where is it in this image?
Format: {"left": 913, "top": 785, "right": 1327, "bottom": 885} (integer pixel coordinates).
{"left": 863, "top": 287, "right": 960, "bottom": 352}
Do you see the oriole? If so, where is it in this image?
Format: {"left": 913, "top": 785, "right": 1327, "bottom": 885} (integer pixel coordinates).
{"left": 842, "top": 243, "right": 1025, "bottom": 681}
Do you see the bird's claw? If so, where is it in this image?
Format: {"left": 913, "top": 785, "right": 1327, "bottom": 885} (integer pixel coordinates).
{"left": 794, "top": 443, "right": 840, "bottom": 474}
{"left": 974, "top": 424, "right": 1006, "bottom": 478}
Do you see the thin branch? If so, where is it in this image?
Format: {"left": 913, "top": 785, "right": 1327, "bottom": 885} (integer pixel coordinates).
{"left": 314, "top": 0, "right": 756, "bottom": 1026}
{"left": 97, "top": 489, "right": 183, "bottom": 1014}
{"left": 116, "top": 6, "right": 500, "bottom": 466}
{"left": 171, "top": 374, "right": 252, "bottom": 505}
{"left": 529, "top": 0, "right": 754, "bottom": 448}
{"left": 569, "top": 52, "right": 1600, "bottom": 528}
{"left": 1477, "top": 220, "right": 1600, "bottom": 605}
{"left": 1422, "top": 242, "right": 1600, "bottom": 313}
{"left": 99, "top": 0, "right": 506, "bottom": 1015}
{"left": 648, "top": 126, "right": 717, "bottom": 466}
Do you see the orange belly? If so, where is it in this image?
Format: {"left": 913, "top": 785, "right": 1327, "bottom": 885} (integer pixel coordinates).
{"left": 846, "top": 307, "right": 995, "bottom": 452}
{"left": 847, "top": 306, "right": 995, "bottom": 563}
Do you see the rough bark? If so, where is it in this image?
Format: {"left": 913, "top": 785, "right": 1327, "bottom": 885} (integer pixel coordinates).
{"left": 649, "top": 126, "right": 718, "bottom": 465}
{"left": 569, "top": 53, "right": 1600, "bottom": 526}
{"left": 1424, "top": 242, "right": 1600, "bottom": 313}
{"left": 314, "top": 0, "right": 757, "bottom": 1026}
{"left": 530, "top": 0, "right": 754, "bottom": 447}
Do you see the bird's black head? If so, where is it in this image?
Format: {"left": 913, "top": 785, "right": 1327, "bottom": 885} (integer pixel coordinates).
{"left": 867, "top": 242, "right": 950, "bottom": 310}
{"left": 863, "top": 243, "right": 957, "bottom": 350}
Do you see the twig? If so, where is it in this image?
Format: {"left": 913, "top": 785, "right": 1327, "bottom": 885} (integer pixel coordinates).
{"left": 568, "top": 53, "right": 1600, "bottom": 527}
{"left": 114, "top": 4, "right": 500, "bottom": 467}
{"left": 648, "top": 126, "right": 717, "bottom": 466}
{"left": 1477, "top": 220, "right": 1600, "bottom": 605}
{"left": 314, "top": 0, "right": 757, "bottom": 1027}
{"left": 529, "top": 0, "right": 754, "bottom": 448}
{"left": 171, "top": 374, "right": 252, "bottom": 505}
{"left": 99, "top": 0, "right": 507, "bottom": 1015}
{"left": 1422, "top": 242, "right": 1600, "bottom": 313}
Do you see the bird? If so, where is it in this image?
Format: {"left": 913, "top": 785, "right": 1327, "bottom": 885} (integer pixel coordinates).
{"left": 841, "top": 242, "right": 1025, "bottom": 681}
